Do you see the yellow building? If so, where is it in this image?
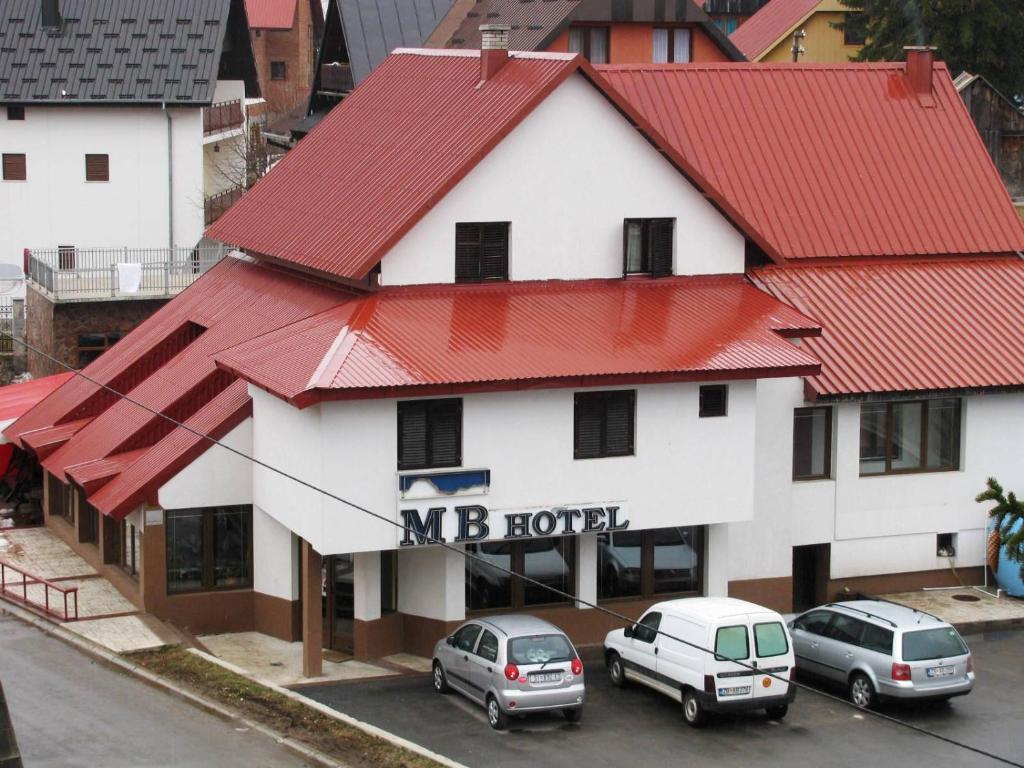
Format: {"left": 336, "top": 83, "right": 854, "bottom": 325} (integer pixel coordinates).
{"left": 730, "top": 0, "right": 864, "bottom": 62}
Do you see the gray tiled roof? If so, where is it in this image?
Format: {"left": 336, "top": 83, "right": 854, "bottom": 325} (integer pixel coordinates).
{"left": 0, "top": 0, "right": 232, "bottom": 104}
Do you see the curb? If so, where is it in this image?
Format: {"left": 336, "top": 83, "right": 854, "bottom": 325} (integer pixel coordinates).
{"left": 188, "top": 649, "right": 469, "bottom": 768}
{"left": 954, "top": 616, "right": 1024, "bottom": 635}
{"left": 0, "top": 602, "right": 346, "bottom": 768}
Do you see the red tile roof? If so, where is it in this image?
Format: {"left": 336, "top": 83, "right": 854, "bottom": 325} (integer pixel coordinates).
{"left": 4, "top": 257, "right": 347, "bottom": 519}
{"left": 729, "top": 0, "right": 821, "bottom": 60}
{"left": 216, "top": 275, "right": 822, "bottom": 405}
{"left": 752, "top": 258, "right": 1024, "bottom": 398}
{"left": 206, "top": 49, "right": 781, "bottom": 279}
{"left": 0, "top": 373, "right": 74, "bottom": 425}
{"left": 244, "top": 0, "right": 297, "bottom": 29}
{"left": 600, "top": 62, "right": 1024, "bottom": 262}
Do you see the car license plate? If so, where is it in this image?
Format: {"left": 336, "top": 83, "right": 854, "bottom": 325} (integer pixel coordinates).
{"left": 530, "top": 672, "right": 562, "bottom": 684}
{"left": 717, "top": 686, "right": 751, "bottom": 696}
{"left": 927, "top": 666, "right": 955, "bottom": 678}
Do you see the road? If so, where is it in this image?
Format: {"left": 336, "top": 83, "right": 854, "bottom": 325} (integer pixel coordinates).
{"left": 303, "top": 628, "right": 1024, "bottom": 768}
{"left": 0, "top": 612, "right": 312, "bottom": 768}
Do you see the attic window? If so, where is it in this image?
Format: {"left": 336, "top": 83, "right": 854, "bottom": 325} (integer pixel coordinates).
{"left": 455, "top": 222, "right": 509, "bottom": 283}
{"left": 623, "top": 218, "right": 673, "bottom": 277}
{"left": 568, "top": 26, "right": 609, "bottom": 64}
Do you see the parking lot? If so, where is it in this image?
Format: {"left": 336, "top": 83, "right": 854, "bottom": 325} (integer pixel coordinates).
{"left": 302, "top": 629, "right": 1024, "bottom": 768}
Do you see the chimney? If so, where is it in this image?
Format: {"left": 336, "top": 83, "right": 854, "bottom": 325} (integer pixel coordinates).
{"left": 904, "top": 45, "right": 937, "bottom": 96}
{"left": 479, "top": 24, "right": 510, "bottom": 82}
{"left": 40, "top": 0, "right": 62, "bottom": 29}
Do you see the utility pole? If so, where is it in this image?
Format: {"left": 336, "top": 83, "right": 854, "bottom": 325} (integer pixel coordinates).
{"left": 791, "top": 28, "right": 807, "bottom": 62}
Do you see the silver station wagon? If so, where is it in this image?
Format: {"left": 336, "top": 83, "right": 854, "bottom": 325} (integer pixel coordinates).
{"left": 432, "top": 614, "right": 586, "bottom": 729}
{"left": 789, "top": 600, "right": 974, "bottom": 708}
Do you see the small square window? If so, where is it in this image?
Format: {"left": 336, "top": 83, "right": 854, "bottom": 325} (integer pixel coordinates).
{"left": 6, "top": 106, "right": 25, "bottom": 120}
{"left": 574, "top": 390, "right": 636, "bottom": 459}
{"left": 270, "top": 61, "right": 286, "bottom": 80}
{"left": 699, "top": 385, "right": 728, "bottom": 418}
{"left": 455, "top": 222, "right": 509, "bottom": 282}
{"left": 936, "top": 533, "right": 957, "bottom": 558}
{"left": 2, "top": 153, "right": 26, "bottom": 181}
{"left": 85, "top": 153, "right": 109, "bottom": 182}
{"left": 623, "top": 218, "right": 674, "bottom": 277}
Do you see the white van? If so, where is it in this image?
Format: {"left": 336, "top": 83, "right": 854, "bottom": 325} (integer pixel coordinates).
{"left": 603, "top": 597, "right": 796, "bottom": 727}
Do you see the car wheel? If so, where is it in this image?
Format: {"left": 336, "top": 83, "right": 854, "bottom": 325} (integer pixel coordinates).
{"left": 608, "top": 652, "right": 626, "bottom": 688}
{"left": 486, "top": 695, "right": 508, "bottom": 731}
{"left": 765, "top": 703, "right": 788, "bottom": 720}
{"left": 849, "top": 673, "right": 875, "bottom": 709}
{"left": 682, "top": 689, "right": 709, "bottom": 728}
{"left": 432, "top": 661, "right": 450, "bottom": 694}
{"left": 563, "top": 707, "right": 583, "bottom": 723}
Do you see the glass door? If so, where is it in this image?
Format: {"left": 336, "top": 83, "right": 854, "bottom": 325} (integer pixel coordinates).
{"left": 321, "top": 555, "right": 355, "bottom": 653}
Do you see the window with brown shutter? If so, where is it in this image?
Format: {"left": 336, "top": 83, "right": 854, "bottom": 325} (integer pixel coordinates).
{"left": 398, "top": 398, "right": 462, "bottom": 470}
{"left": 6, "top": 106, "right": 25, "bottom": 121}
{"left": 574, "top": 390, "right": 636, "bottom": 459}
{"left": 270, "top": 61, "right": 286, "bottom": 80}
{"left": 699, "top": 385, "right": 728, "bottom": 418}
{"left": 85, "top": 154, "right": 109, "bottom": 182}
{"left": 2, "top": 153, "right": 26, "bottom": 181}
{"left": 623, "top": 218, "right": 674, "bottom": 276}
{"left": 455, "top": 222, "right": 509, "bottom": 283}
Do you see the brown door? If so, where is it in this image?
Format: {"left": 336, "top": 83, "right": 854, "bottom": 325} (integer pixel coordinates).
{"left": 321, "top": 555, "right": 355, "bottom": 653}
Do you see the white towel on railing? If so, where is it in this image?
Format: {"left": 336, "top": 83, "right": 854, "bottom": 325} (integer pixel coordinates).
{"left": 117, "top": 262, "right": 142, "bottom": 293}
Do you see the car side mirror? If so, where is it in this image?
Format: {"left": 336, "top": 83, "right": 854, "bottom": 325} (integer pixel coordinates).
{"left": 624, "top": 625, "right": 634, "bottom": 639}
{"left": 446, "top": 635, "right": 456, "bottom": 646}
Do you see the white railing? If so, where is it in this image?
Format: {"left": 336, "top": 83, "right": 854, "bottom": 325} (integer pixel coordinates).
{"left": 26, "top": 245, "right": 229, "bottom": 301}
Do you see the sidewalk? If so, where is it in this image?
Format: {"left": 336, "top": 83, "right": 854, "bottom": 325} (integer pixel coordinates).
{"left": 879, "top": 587, "right": 1024, "bottom": 634}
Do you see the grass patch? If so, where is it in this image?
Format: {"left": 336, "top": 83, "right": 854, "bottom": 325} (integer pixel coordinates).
{"left": 130, "top": 646, "right": 442, "bottom": 768}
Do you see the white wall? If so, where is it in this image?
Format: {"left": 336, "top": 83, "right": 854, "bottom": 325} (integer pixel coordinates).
{"left": 158, "top": 419, "right": 253, "bottom": 509}
{"left": 253, "top": 505, "right": 299, "bottom": 601}
{"left": 0, "top": 104, "right": 204, "bottom": 271}
{"left": 252, "top": 379, "right": 760, "bottom": 556}
{"left": 380, "top": 73, "right": 745, "bottom": 286}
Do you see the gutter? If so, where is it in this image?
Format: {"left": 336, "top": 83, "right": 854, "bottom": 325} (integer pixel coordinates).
{"left": 162, "top": 103, "right": 173, "bottom": 248}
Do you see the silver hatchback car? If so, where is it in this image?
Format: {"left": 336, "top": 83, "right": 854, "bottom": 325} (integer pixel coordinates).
{"left": 432, "top": 614, "right": 586, "bottom": 729}
{"left": 789, "top": 600, "right": 974, "bottom": 708}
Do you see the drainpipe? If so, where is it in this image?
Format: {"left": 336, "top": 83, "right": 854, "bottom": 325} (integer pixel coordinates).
{"left": 162, "top": 103, "right": 174, "bottom": 249}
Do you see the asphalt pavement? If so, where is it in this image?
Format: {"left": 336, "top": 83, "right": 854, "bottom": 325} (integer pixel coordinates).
{"left": 0, "top": 612, "right": 312, "bottom": 768}
{"left": 303, "top": 629, "right": 1024, "bottom": 768}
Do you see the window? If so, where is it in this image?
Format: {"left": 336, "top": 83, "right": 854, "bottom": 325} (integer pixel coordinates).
{"left": 652, "top": 28, "right": 692, "bottom": 63}
{"left": 860, "top": 624, "right": 893, "bottom": 655}
{"left": 508, "top": 634, "right": 574, "bottom": 664}
{"left": 2, "top": 153, "right": 26, "bottom": 181}
{"left": 568, "top": 26, "right": 609, "bottom": 63}
{"left": 844, "top": 13, "right": 867, "bottom": 45}
{"left": 623, "top": 218, "right": 673, "bottom": 276}
{"left": 859, "top": 398, "right": 961, "bottom": 476}
{"left": 793, "top": 609, "right": 832, "bottom": 635}
{"left": 85, "top": 153, "right": 109, "bottom": 182}
{"left": 6, "top": 106, "right": 25, "bottom": 120}
{"left": 79, "top": 500, "right": 98, "bottom": 544}
{"left": 823, "top": 614, "right": 863, "bottom": 645}
{"left": 120, "top": 519, "right": 141, "bottom": 578}
{"left": 754, "top": 622, "right": 789, "bottom": 657}
{"left": 901, "top": 627, "right": 968, "bottom": 661}
{"left": 270, "top": 61, "right": 287, "bottom": 80}
{"left": 633, "top": 611, "right": 662, "bottom": 644}
{"left": 77, "top": 332, "right": 124, "bottom": 367}
{"left": 455, "top": 222, "right": 509, "bottom": 282}
{"left": 453, "top": 623, "right": 482, "bottom": 652}
{"left": 715, "top": 625, "right": 750, "bottom": 661}
{"left": 380, "top": 550, "right": 398, "bottom": 613}
{"left": 477, "top": 629, "right": 499, "bottom": 662}
{"left": 699, "top": 385, "right": 728, "bottom": 418}
{"left": 397, "top": 398, "right": 462, "bottom": 470}
{"left": 165, "top": 505, "right": 252, "bottom": 593}
{"left": 793, "top": 406, "right": 831, "bottom": 480}
{"left": 599, "top": 526, "right": 703, "bottom": 600}
{"left": 46, "top": 472, "right": 73, "bottom": 523}
{"left": 466, "top": 536, "right": 576, "bottom": 611}
{"left": 58, "top": 244, "right": 76, "bottom": 270}
{"left": 574, "top": 390, "right": 635, "bottom": 459}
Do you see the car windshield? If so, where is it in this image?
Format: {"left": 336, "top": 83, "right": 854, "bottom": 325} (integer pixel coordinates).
{"left": 901, "top": 627, "right": 968, "bottom": 661}
{"left": 508, "top": 634, "right": 574, "bottom": 665}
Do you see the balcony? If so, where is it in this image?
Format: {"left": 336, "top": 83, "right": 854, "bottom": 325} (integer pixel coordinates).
{"left": 204, "top": 184, "right": 246, "bottom": 226}
{"left": 203, "top": 99, "right": 245, "bottom": 137}
{"left": 320, "top": 62, "right": 354, "bottom": 95}
{"left": 26, "top": 245, "right": 229, "bottom": 303}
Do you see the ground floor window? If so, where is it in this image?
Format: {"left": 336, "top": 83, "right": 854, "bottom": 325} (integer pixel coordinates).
{"left": 79, "top": 500, "right": 98, "bottom": 544}
{"left": 47, "top": 473, "right": 73, "bottom": 523}
{"left": 166, "top": 505, "right": 252, "bottom": 594}
{"left": 120, "top": 519, "right": 141, "bottom": 578}
{"left": 859, "top": 398, "right": 961, "bottom": 475}
{"left": 598, "top": 526, "right": 703, "bottom": 601}
{"left": 466, "top": 536, "right": 576, "bottom": 611}
{"left": 77, "top": 332, "right": 125, "bottom": 367}
{"left": 381, "top": 550, "right": 398, "bottom": 614}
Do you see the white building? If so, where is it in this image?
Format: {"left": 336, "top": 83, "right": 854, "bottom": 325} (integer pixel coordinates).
{"left": 7, "top": 39, "right": 1024, "bottom": 674}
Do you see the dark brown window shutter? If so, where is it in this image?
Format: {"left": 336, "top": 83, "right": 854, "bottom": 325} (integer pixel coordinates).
{"left": 650, "top": 218, "right": 674, "bottom": 277}
{"left": 479, "top": 223, "right": 509, "bottom": 281}
{"left": 699, "top": 385, "right": 728, "bottom": 418}
{"left": 398, "top": 399, "right": 462, "bottom": 470}
{"left": 2, "top": 153, "right": 26, "bottom": 181}
{"left": 574, "top": 390, "right": 636, "bottom": 459}
{"left": 85, "top": 154, "right": 109, "bottom": 182}
{"left": 455, "top": 222, "right": 508, "bottom": 282}
{"left": 574, "top": 394, "right": 604, "bottom": 459}
{"left": 455, "top": 223, "right": 482, "bottom": 282}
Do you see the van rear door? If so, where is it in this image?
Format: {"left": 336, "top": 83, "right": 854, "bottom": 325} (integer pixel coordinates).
{"left": 750, "top": 617, "right": 792, "bottom": 701}
{"left": 710, "top": 622, "right": 754, "bottom": 704}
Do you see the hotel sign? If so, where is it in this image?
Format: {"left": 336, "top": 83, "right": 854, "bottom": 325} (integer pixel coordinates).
{"left": 398, "top": 503, "right": 629, "bottom": 547}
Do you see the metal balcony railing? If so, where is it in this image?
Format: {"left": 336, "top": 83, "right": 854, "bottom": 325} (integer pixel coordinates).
{"left": 203, "top": 99, "right": 245, "bottom": 136}
{"left": 26, "top": 245, "right": 229, "bottom": 301}
{"left": 204, "top": 184, "right": 246, "bottom": 226}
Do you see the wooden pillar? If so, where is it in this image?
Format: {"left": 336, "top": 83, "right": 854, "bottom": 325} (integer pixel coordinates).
{"left": 301, "top": 540, "right": 323, "bottom": 678}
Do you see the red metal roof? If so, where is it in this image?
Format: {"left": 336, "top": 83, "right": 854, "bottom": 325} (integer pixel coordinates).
{"left": 5, "top": 257, "right": 348, "bottom": 519}
{"left": 207, "top": 49, "right": 780, "bottom": 279}
{"left": 216, "top": 275, "right": 822, "bottom": 405}
{"left": 729, "top": 0, "right": 820, "bottom": 60}
{"left": 752, "top": 258, "right": 1024, "bottom": 398}
{"left": 600, "top": 62, "right": 1024, "bottom": 262}
{"left": 0, "top": 373, "right": 74, "bottom": 425}
{"left": 244, "top": 0, "right": 297, "bottom": 29}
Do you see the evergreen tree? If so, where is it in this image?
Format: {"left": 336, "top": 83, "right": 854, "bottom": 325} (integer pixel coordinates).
{"left": 834, "top": 0, "right": 1024, "bottom": 100}
{"left": 976, "top": 477, "right": 1024, "bottom": 579}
